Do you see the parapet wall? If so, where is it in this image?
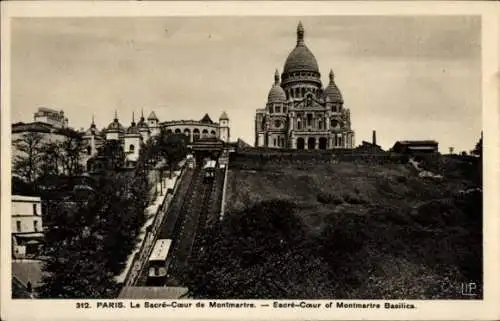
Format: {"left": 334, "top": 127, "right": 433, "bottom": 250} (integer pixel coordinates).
{"left": 229, "top": 149, "right": 410, "bottom": 169}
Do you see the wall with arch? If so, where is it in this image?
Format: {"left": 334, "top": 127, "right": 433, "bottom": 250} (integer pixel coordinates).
{"left": 161, "top": 122, "right": 219, "bottom": 143}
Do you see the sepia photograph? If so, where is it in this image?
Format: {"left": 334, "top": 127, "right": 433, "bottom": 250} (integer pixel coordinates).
{"left": 1, "top": 2, "right": 499, "bottom": 320}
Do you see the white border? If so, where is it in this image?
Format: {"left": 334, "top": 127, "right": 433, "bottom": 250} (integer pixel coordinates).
{"left": 1, "top": 2, "right": 499, "bottom": 321}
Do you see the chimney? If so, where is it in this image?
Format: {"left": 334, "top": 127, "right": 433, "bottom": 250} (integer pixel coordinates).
{"left": 372, "top": 130, "right": 377, "bottom": 146}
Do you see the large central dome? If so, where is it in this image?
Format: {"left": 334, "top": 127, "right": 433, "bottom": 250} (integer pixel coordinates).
{"left": 283, "top": 22, "right": 319, "bottom": 74}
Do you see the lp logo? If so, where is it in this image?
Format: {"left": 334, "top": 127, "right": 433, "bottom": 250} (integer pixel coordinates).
{"left": 461, "top": 282, "right": 477, "bottom": 296}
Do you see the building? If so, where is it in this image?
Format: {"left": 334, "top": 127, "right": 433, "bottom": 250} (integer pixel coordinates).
{"left": 33, "top": 107, "right": 68, "bottom": 128}
{"left": 82, "top": 110, "right": 157, "bottom": 168}
{"left": 160, "top": 112, "right": 230, "bottom": 143}
{"left": 355, "top": 130, "right": 384, "bottom": 152}
{"left": 12, "top": 107, "right": 84, "bottom": 183}
{"left": 255, "top": 22, "right": 355, "bottom": 150}
{"left": 83, "top": 110, "right": 230, "bottom": 169}
{"left": 11, "top": 195, "right": 44, "bottom": 259}
{"left": 391, "top": 140, "right": 439, "bottom": 155}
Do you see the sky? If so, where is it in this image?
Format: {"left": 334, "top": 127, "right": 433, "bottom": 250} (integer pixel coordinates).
{"left": 10, "top": 16, "right": 482, "bottom": 152}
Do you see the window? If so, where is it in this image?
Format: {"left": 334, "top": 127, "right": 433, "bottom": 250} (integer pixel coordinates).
{"left": 276, "top": 106, "right": 281, "bottom": 113}
{"left": 274, "top": 120, "right": 281, "bottom": 128}
{"left": 87, "top": 146, "right": 92, "bottom": 155}
{"left": 16, "top": 221, "right": 21, "bottom": 232}
{"left": 33, "top": 204, "right": 37, "bottom": 215}
{"left": 297, "top": 119, "right": 302, "bottom": 130}
{"left": 306, "top": 95, "right": 312, "bottom": 107}
{"left": 283, "top": 107, "right": 287, "bottom": 114}
{"left": 33, "top": 220, "right": 38, "bottom": 232}
{"left": 129, "top": 144, "right": 135, "bottom": 152}
{"left": 318, "top": 119, "right": 323, "bottom": 130}
{"left": 307, "top": 114, "right": 313, "bottom": 127}
{"left": 273, "top": 138, "right": 277, "bottom": 147}
{"left": 269, "top": 106, "right": 273, "bottom": 113}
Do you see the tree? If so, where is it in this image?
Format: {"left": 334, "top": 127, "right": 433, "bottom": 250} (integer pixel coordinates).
{"left": 12, "top": 132, "right": 44, "bottom": 184}
{"left": 156, "top": 131, "right": 188, "bottom": 177}
{"left": 98, "top": 140, "right": 126, "bottom": 169}
{"left": 58, "top": 132, "right": 86, "bottom": 176}
{"left": 182, "top": 200, "right": 336, "bottom": 299}
{"left": 39, "top": 166, "right": 150, "bottom": 298}
{"left": 472, "top": 133, "right": 482, "bottom": 157}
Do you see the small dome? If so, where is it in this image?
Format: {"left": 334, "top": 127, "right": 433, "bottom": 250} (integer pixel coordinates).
{"left": 84, "top": 126, "right": 100, "bottom": 137}
{"left": 137, "top": 118, "right": 149, "bottom": 129}
{"left": 106, "top": 116, "right": 125, "bottom": 133}
{"left": 283, "top": 22, "right": 320, "bottom": 74}
{"left": 126, "top": 123, "right": 140, "bottom": 135}
{"left": 137, "top": 110, "right": 150, "bottom": 130}
{"left": 219, "top": 111, "right": 229, "bottom": 120}
{"left": 84, "top": 115, "right": 100, "bottom": 136}
{"left": 267, "top": 70, "right": 286, "bottom": 103}
{"left": 323, "top": 70, "right": 343, "bottom": 103}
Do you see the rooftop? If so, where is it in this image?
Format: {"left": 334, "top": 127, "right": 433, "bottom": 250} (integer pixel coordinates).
{"left": 149, "top": 239, "right": 172, "bottom": 262}
{"left": 12, "top": 195, "right": 41, "bottom": 202}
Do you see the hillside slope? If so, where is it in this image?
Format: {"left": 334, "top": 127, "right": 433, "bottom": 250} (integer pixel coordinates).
{"left": 185, "top": 156, "right": 482, "bottom": 299}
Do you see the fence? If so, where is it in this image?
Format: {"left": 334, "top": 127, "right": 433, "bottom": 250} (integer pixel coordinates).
{"left": 219, "top": 165, "right": 229, "bottom": 221}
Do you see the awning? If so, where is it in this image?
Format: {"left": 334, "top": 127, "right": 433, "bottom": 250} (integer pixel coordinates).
{"left": 15, "top": 233, "right": 44, "bottom": 239}
{"left": 25, "top": 240, "right": 42, "bottom": 245}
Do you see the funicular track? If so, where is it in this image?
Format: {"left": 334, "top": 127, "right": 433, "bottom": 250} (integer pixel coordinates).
{"left": 164, "top": 166, "right": 216, "bottom": 286}
{"left": 189, "top": 168, "right": 226, "bottom": 263}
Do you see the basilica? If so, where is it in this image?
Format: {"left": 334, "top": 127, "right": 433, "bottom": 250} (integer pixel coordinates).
{"left": 255, "top": 22, "right": 355, "bottom": 150}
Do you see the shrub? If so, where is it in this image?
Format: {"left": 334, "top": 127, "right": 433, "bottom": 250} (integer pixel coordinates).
{"left": 316, "top": 191, "right": 343, "bottom": 205}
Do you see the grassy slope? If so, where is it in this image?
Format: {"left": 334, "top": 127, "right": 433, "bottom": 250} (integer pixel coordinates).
{"left": 224, "top": 157, "right": 482, "bottom": 299}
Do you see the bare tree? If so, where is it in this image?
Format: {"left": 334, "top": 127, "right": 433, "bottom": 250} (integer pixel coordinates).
{"left": 58, "top": 134, "right": 86, "bottom": 176}
{"left": 12, "top": 132, "right": 45, "bottom": 184}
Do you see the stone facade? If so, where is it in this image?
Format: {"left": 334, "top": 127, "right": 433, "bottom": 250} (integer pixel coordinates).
{"left": 83, "top": 110, "right": 230, "bottom": 165}
{"left": 160, "top": 112, "right": 230, "bottom": 144}
{"left": 255, "top": 22, "right": 355, "bottom": 150}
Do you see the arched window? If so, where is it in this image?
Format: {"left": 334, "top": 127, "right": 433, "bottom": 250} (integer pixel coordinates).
{"left": 307, "top": 137, "right": 315, "bottom": 150}
{"left": 297, "top": 137, "right": 305, "bottom": 150}
{"left": 319, "top": 137, "right": 327, "bottom": 150}
{"left": 295, "top": 88, "right": 299, "bottom": 97}
{"left": 297, "top": 118, "right": 302, "bottom": 130}
{"left": 210, "top": 130, "right": 216, "bottom": 136}
{"left": 166, "top": 129, "right": 173, "bottom": 135}
{"left": 307, "top": 114, "right": 313, "bottom": 127}
{"left": 202, "top": 129, "right": 209, "bottom": 138}
{"left": 129, "top": 144, "right": 135, "bottom": 152}
{"left": 193, "top": 128, "right": 200, "bottom": 141}
{"left": 318, "top": 119, "right": 323, "bottom": 130}
{"left": 175, "top": 128, "right": 181, "bottom": 134}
